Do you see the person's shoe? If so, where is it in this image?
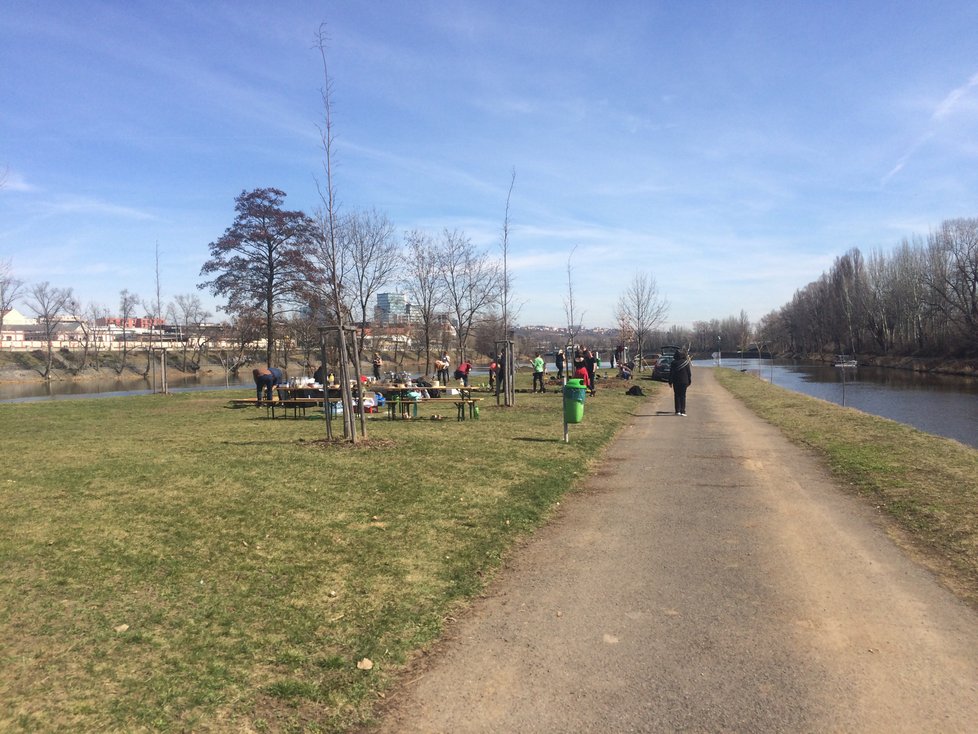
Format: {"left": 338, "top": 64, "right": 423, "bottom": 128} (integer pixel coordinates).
{"left": 680, "top": 412, "right": 687, "bottom": 417}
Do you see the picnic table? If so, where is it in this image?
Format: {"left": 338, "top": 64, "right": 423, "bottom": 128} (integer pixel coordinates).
{"left": 373, "top": 384, "right": 482, "bottom": 421}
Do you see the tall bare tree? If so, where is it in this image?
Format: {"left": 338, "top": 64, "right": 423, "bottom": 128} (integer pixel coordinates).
{"left": 342, "top": 208, "right": 399, "bottom": 353}
{"left": 499, "top": 168, "right": 517, "bottom": 338}
{"left": 927, "top": 218, "right": 978, "bottom": 351}
{"left": 0, "top": 259, "right": 24, "bottom": 351}
{"left": 438, "top": 228, "right": 501, "bottom": 360}
{"left": 616, "top": 272, "right": 668, "bottom": 370}
{"left": 199, "top": 188, "right": 315, "bottom": 368}
{"left": 25, "top": 282, "right": 74, "bottom": 379}
{"left": 312, "top": 22, "right": 363, "bottom": 441}
{"left": 84, "top": 301, "right": 109, "bottom": 370}
{"left": 563, "top": 246, "right": 584, "bottom": 348}
{"left": 116, "top": 289, "right": 140, "bottom": 374}
{"left": 401, "top": 229, "right": 445, "bottom": 375}
{"left": 66, "top": 295, "right": 104, "bottom": 371}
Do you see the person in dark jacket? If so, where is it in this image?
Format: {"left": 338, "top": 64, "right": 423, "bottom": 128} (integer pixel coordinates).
{"left": 253, "top": 366, "right": 284, "bottom": 400}
{"left": 668, "top": 350, "right": 692, "bottom": 416}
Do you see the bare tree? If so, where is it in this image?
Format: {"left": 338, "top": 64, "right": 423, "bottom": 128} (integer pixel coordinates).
{"left": 342, "top": 208, "right": 400, "bottom": 353}
{"left": 85, "top": 301, "right": 109, "bottom": 370}
{"left": 66, "top": 295, "right": 103, "bottom": 371}
{"left": 217, "top": 308, "right": 264, "bottom": 377}
{"left": 25, "top": 282, "right": 74, "bottom": 379}
{"left": 499, "top": 168, "right": 518, "bottom": 337}
{"left": 401, "top": 229, "right": 445, "bottom": 375}
{"left": 143, "top": 243, "right": 167, "bottom": 384}
{"left": 0, "top": 259, "right": 24, "bottom": 351}
{"left": 438, "top": 228, "right": 501, "bottom": 360}
{"left": 616, "top": 272, "right": 669, "bottom": 371}
{"left": 116, "top": 289, "right": 140, "bottom": 374}
{"left": 618, "top": 273, "right": 669, "bottom": 371}
{"left": 169, "top": 294, "right": 212, "bottom": 372}
{"left": 312, "top": 22, "right": 364, "bottom": 442}
{"left": 563, "top": 246, "right": 585, "bottom": 347}
{"left": 927, "top": 218, "right": 978, "bottom": 352}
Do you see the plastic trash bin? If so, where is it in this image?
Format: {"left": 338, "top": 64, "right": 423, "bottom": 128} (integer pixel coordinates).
{"left": 563, "top": 378, "right": 586, "bottom": 424}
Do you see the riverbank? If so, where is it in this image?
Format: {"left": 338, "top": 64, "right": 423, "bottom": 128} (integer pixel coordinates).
{"left": 0, "top": 351, "right": 460, "bottom": 385}
{"left": 804, "top": 352, "right": 978, "bottom": 378}
{"left": 0, "top": 350, "right": 310, "bottom": 385}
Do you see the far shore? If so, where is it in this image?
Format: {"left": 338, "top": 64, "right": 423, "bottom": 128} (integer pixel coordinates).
{"left": 1, "top": 350, "right": 974, "bottom": 385}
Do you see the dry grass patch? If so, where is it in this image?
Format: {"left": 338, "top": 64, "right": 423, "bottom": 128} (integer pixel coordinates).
{"left": 0, "top": 375, "right": 648, "bottom": 732}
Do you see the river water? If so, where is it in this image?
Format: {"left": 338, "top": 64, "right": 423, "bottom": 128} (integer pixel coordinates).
{"left": 696, "top": 358, "right": 978, "bottom": 450}
{"left": 0, "top": 372, "right": 252, "bottom": 402}
{"left": 2, "top": 360, "right": 976, "bottom": 450}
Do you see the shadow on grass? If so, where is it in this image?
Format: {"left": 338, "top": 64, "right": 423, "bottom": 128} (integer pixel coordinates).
{"left": 512, "top": 436, "right": 564, "bottom": 443}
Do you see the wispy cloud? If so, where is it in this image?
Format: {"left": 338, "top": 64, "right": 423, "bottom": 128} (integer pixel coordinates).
{"left": 0, "top": 168, "right": 36, "bottom": 193}
{"left": 884, "top": 71, "right": 978, "bottom": 185}
{"left": 38, "top": 196, "right": 158, "bottom": 221}
{"left": 932, "top": 71, "right": 978, "bottom": 121}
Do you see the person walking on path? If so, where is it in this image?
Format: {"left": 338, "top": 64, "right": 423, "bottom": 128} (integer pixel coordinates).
{"left": 555, "top": 349, "right": 565, "bottom": 381}
{"left": 532, "top": 353, "right": 546, "bottom": 392}
{"left": 669, "top": 348, "right": 692, "bottom": 415}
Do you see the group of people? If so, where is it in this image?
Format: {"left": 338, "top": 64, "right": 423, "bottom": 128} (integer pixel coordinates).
{"left": 548, "top": 348, "right": 600, "bottom": 397}
{"left": 254, "top": 346, "right": 692, "bottom": 414}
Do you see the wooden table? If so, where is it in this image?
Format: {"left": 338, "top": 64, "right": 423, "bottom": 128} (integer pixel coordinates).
{"left": 373, "top": 385, "right": 479, "bottom": 421}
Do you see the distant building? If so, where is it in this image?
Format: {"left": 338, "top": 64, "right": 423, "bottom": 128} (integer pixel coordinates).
{"left": 1, "top": 307, "right": 32, "bottom": 326}
{"left": 375, "top": 293, "right": 420, "bottom": 324}
{"left": 99, "top": 316, "right": 165, "bottom": 330}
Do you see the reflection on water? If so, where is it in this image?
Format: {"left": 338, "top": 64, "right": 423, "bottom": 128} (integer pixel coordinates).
{"left": 695, "top": 358, "right": 978, "bottom": 450}
{"left": 0, "top": 372, "right": 252, "bottom": 403}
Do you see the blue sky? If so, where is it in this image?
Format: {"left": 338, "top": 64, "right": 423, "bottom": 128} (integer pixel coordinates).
{"left": 3, "top": 1, "right": 978, "bottom": 329}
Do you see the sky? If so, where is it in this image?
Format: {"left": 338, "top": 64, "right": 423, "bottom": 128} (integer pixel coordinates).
{"left": 3, "top": 1, "right": 978, "bottom": 330}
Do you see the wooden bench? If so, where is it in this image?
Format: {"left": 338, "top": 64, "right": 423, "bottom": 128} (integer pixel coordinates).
{"left": 385, "top": 396, "right": 482, "bottom": 421}
{"left": 228, "top": 397, "right": 341, "bottom": 419}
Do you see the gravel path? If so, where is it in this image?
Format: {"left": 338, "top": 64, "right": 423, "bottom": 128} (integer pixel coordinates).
{"left": 375, "top": 368, "right": 978, "bottom": 733}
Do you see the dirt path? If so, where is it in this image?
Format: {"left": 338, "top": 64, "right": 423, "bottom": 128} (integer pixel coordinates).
{"left": 375, "top": 368, "right": 978, "bottom": 732}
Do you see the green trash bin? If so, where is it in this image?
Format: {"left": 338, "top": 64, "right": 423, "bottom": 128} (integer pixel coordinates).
{"left": 563, "top": 378, "right": 586, "bottom": 424}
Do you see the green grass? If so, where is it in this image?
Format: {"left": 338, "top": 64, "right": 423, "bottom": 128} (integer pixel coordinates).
{"left": 715, "top": 367, "right": 978, "bottom": 606}
{"left": 0, "top": 372, "right": 648, "bottom": 732}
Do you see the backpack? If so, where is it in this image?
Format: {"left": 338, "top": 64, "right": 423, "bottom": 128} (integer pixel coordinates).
{"left": 626, "top": 385, "right": 645, "bottom": 396}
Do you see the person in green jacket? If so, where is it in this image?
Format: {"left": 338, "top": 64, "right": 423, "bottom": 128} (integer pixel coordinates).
{"left": 532, "top": 353, "right": 546, "bottom": 393}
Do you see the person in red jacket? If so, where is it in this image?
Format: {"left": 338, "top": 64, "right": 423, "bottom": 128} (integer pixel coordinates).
{"left": 454, "top": 359, "right": 472, "bottom": 387}
{"left": 572, "top": 354, "right": 590, "bottom": 390}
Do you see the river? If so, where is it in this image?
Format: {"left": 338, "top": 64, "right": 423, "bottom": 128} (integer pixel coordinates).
{"left": 0, "top": 372, "right": 252, "bottom": 402}
{"left": 2, "top": 360, "right": 976, "bottom": 450}
{"left": 695, "top": 358, "right": 978, "bottom": 450}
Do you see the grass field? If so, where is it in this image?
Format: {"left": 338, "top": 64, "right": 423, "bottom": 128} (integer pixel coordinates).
{"left": 715, "top": 367, "right": 978, "bottom": 609}
{"left": 0, "top": 373, "right": 645, "bottom": 732}
{"left": 6, "top": 367, "right": 978, "bottom": 732}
